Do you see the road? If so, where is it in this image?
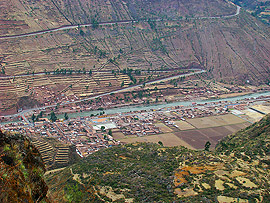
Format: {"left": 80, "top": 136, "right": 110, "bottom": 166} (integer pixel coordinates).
{"left": 193, "top": 6, "right": 240, "bottom": 20}
{"left": 0, "top": 6, "right": 240, "bottom": 40}
{"left": 1, "top": 69, "right": 205, "bottom": 119}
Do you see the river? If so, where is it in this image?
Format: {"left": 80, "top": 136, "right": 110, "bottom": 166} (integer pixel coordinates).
{"left": 56, "top": 91, "right": 270, "bottom": 119}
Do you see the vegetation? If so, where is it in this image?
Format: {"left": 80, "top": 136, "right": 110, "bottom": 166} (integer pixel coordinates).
{"left": 0, "top": 130, "right": 48, "bottom": 202}
{"left": 64, "top": 112, "right": 69, "bottom": 120}
{"left": 204, "top": 141, "right": 211, "bottom": 151}
{"left": 50, "top": 111, "right": 58, "bottom": 122}
{"left": 1, "top": 114, "right": 269, "bottom": 202}
{"left": 216, "top": 113, "right": 270, "bottom": 159}
{"left": 232, "top": 0, "right": 270, "bottom": 24}
{"left": 45, "top": 115, "right": 270, "bottom": 202}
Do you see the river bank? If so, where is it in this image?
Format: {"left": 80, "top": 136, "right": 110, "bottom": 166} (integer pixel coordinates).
{"left": 54, "top": 91, "right": 270, "bottom": 119}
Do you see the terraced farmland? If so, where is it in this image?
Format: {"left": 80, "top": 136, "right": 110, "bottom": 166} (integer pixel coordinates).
{"left": 31, "top": 140, "right": 56, "bottom": 167}
{"left": 30, "top": 138, "right": 79, "bottom": 169}
{"left": 54, "top": 146, "right": 70, "bottom": 166}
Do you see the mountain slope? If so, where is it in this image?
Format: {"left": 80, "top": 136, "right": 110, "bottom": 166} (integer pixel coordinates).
{"left": 0, "top": 0, "right": 236, "bottom": 35}
{"left": 231, "top": 0, "right": 270, "bottom": 24}
{"left": 0, "top": 130, "right": 49, "bottom": 202}
{"left": 45, "top": 114, "right": 270, "bottom": 202}
{"left": 0, "top": 0, "right": 269, "bottom": 84}
{"left": 216, "top": 113, "right": 270, "bottom": 160}
{"left": 0, "top": 0, "right": 270, "bottom": 114}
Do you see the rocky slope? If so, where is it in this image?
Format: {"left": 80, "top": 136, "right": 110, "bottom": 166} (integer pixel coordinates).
{"left": 45, "top": 114, "right": 270, "bottom": 202}
{"left": 0, "top": 130, "right": 48, "bottom": 202}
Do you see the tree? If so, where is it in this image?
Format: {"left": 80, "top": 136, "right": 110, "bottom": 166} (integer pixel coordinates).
{"left": 92, "top": 18, "right": 99, "bottom": 29}
{"left": 101, "top": 126, "right": 106, "bottom": 132}
{"left": 158, "top": 141, "right": 163, "bottom": 146}
{"left": 50, "top": 111, "right": 58, "bottom": 122}
{"left": 108, "top": 129, "right": 112, "bottom": 136}
{"left": 31, "top": 114, "right": 36, "bottom": 123}
{"left": 204, "top": 141, "right": 211, "bottom": 151}
{"left": 121, "top": 81, "right": 125, "bottom": 87}
{"left": 66, "top": 183, "right": 83, "bottom": 202}
{"left": 64, "top": 113, "right": 69, "bottom": 120}
{"left": 79, "top": 29, "right": 85, "bottom": 36}
{"left": 36, "top": 111, "right": 44, "bottom": 121}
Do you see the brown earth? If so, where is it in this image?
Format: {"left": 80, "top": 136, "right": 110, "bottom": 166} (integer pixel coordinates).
{"left": 174, "top": 122, "right": 250, "bottom": 149}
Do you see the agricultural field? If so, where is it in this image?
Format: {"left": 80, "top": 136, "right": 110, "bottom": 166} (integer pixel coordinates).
{"left": 240, "top": 109, "right": 264, "bottom": 122}
{"left": 154, "top": 123, "right": 174, "bottom": 133}
{"left": 30, "top": 136, "right": 79, "bottom": 169}
{"left": 186, "top": 114, "right": 246, "bottom": 129}
{"left": 121, "top": 132, "right": 195, "bottom": 149}
{"left": 118, "top": 114, "right": 250, "bottom": 150}
{"left": 111, "top": 131, "right": 126, "bottom": 140}
{"left": 174, "top": 123, "right": 250, "bottom": 149}
{"left": 174, "top": 120, "right": 195, "bottom": 130}
{"left": 251, "top": 104, "right": 270, "bottom": 114}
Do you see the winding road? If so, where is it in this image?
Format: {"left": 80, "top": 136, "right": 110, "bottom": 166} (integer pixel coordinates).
{"left": 0, "top": 6, "right": 240, "bottom": 40}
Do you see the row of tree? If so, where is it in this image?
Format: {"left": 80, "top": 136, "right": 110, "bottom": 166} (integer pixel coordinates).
{"left": 31, "top": 111, "right": 68, "bottom": 123}
{"left": 45, "top": 68, "right": 92, "bottom": 76}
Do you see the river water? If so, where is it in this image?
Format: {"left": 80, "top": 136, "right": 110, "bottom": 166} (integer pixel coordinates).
{"left": 58, "top": 91, "right": 270, "bottom": 119}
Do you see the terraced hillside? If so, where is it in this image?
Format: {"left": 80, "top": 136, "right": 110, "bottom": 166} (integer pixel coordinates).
{"left": 0, "top": 0, "right": 270, "bottom": 113}
{"left": 31, "top": 137, "right": 80, "bottom": 169}
{"left": 45, "top": 114, "right": 270, "bottom": 202}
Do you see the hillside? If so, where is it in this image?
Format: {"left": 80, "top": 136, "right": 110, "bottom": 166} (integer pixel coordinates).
{"left": 216, "top": 113, "right": 270, "bottom": 160}
{"left": 0, "top": 0, "right": 236, "bottom": 35}
{"left": 231, "top": 0, "right": 270, "bottom": 24}
{"left": 29, "top": 136, "right": 81, "bottom": 170}
{"left": 0, "top": 0, "right": 270, "bottom": 114}
{"left": 0, "top": 130, "right": 49, "bottom": 202}
{"left": 1, "top": 0, "right": 269, "bottom": 83}
{"left": 45, "top": 114, "right": 270, "bottom": 202}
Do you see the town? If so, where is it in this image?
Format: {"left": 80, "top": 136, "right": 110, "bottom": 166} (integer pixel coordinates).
{"left": 1, "top": 93, "right": 269, "bottom": 168}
